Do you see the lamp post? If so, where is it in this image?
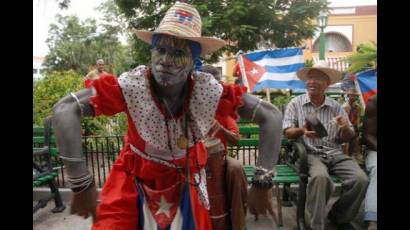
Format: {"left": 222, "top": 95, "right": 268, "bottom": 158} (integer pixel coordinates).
{"left": 317, "top": 10, "right": 329, "bottom": 60}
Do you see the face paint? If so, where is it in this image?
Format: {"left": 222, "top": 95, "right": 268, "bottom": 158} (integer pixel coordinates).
{"left": 151, "top": 36, "right": 194, "bottom": 86}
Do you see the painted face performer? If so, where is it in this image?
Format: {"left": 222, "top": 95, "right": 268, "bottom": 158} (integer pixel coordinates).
{"left": 52, "top": 2, "right": 283, "bottom": 229}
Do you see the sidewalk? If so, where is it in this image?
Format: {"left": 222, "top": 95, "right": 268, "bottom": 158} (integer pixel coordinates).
{"left": 34, "top": 196, "right": 367, "bottom": 230}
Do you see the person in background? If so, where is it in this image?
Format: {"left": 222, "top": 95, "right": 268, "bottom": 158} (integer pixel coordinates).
{"left": 342, "top": 88, "right": 363, "bottom": 165}
{"left": 363, "top": 95, "right": 377, "bottom": 230}
{"left": 84, "top": 59, "right": 108, "bottom": 88}
{"left": 202, "top": 65, "right": 248, "bottom": 229}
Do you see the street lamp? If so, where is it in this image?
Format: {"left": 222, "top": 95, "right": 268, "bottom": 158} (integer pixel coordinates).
{"left": 317, "top": 10, "right": 329, "bottom": 60}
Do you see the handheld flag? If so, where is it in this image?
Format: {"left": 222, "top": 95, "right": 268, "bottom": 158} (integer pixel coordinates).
{"left": 349, "top": 69, "right": 377, "bottom": 106}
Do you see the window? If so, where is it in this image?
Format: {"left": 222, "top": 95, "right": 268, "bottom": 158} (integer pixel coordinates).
{"left": 33, "top": 68, "right": 38, "bottom": 74}
{"left": 312, "top": 32, "right": 352, "bottom": 52}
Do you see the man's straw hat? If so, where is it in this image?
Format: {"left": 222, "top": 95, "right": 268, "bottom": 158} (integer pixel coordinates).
{"left": 296, "top": 60, "right": 343, "bottom": 85}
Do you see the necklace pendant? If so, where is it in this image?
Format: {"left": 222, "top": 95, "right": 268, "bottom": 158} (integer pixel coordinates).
{"left": 177, "top": 135, "right": 188, "bottom": 149}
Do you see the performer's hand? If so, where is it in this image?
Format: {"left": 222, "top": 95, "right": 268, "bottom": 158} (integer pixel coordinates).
{"left": 70, "top": 181, "right": 98, "bottom": 223}
{"left": 247, "top": 185, "right": 275, "bottom": 219}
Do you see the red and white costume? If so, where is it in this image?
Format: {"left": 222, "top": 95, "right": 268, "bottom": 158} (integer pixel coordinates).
{"left": 88, "top": 66, "right": 245, "bottom": 230}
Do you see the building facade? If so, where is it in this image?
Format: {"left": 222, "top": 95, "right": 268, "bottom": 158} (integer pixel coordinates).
{"left": 223, "top": 4, "right": 376, "bottom": 83}
{"left": 303, "top": 5, "right": 377, "bottom": 72}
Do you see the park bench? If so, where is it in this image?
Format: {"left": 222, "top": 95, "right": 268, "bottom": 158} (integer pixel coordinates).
{"left": 33, "top": 117, "right": 65, "bottom": 214}
{"left": 243, "top": 140, "right": 342, "bottom": 229}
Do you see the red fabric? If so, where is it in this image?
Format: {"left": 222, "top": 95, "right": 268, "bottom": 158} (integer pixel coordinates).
{"left": 362, "top": 89, "right": 377, "bottom": 105}
{"left": 241, "top": 56, "right": 266, "bottom": 91}
{"left": 189, "top": 180, "right": 213, "bottom": 230}
{"left": 216, "top": 83, "right": 247, "bottom": 121}
{"left": 233, "top": 63, "right": 241, "bottom": 77}
{"left": 92, "top": 142, "right": 210, "bottom": 230}
{"left": 84, "top": 79, "right": 93, "bottom": 88}
{"left": 215, "top": 115, "right": 240, "bottom": 151}
{"left": 348, "top": 104, "right": 361, "bottom": 127}
{"left": 89, "top": 74, "right": 126, "bottom": 116}
{"left": 89, "top": 74, "right": 245, "bottom": 229}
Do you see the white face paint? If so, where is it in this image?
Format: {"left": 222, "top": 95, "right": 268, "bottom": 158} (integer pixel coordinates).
{"left": 151, "top": 36, "right": 194, "bottom": 87}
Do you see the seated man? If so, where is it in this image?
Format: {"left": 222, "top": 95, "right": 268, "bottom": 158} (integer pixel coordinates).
{"left": 282, "top": 61, "right": 369, "bottom": 230}
{"left": 202, "top": 65, "right": 248, "bottom": 230}
{"left": 363, "top": 95, "right": 377, "bottom": 230}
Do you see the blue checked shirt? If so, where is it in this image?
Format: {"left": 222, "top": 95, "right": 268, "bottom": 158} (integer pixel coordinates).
{"left": 282, "top": 94, "right": 353, "bottom": 155}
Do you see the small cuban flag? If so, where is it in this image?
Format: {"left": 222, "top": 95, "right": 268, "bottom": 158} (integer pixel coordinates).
{"left": 238, "top": 47, "right": 305, "bottom": 92}
{"left": 349, "top": 68, "right": 377, "bottom": 106}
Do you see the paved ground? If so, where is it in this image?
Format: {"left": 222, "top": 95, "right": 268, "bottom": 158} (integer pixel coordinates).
{"left": 34, "top": 195, "right": 368, "bottom": 230}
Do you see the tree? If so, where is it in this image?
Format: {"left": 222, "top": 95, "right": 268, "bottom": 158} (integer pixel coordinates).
{"left": 57, "top": 0, "right": 71, "bottom": 9}
{"left": 114, "top": 0, "right": 328, "bottom": 63}
{"left": 43, "top": 14, "right": 134, "bottom": 76}
{"left": 33, "top": 70, "right": 128, "bottom": 135}
{"left": 345, "top": 41, "right": 377, "bottom": 73}
{"left": 33, "top": 70, "right": 84, "bottom": 126}
{"left": 96, "top": 0, "right": 147, "bottom": 68}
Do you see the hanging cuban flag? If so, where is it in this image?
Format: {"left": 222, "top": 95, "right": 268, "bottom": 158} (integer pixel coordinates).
{"left": 136, "top": 182, "right": 198, "bottom": 230}
{"left": 238, "top": 47, "right": 305, "bottom": 92}
{"left": 349, "top": 69, "right": 377, "bottom": 106}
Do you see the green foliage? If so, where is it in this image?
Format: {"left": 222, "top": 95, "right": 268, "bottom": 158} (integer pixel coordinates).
{"left": 114, "top": 0, "right": 328, "bottom": 64}
{"left": 271, "top": 94, "right": 293, "bottom": 106}
{"left": 43, "top": 14, "right": 134, "bottom": 76}
{"left": 304, "top": 58, "right": 314, "bottom": 67}
{"left": 345, "top": 41, "right": 377, "bottom": 73}
{"left": 33, "top": 70, "right": 128, "bottom": 135}
{"left": 33, "top": 70, "right": 83, "bottom": 125}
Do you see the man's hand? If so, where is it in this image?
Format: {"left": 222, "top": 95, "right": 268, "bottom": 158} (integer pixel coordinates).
{"left": 247, "top": 186, "right": 275, "bottom": 220}
{"left": 335, "top": 115, "right": 355, "bottom": 142}
{"left": 335, "top": 115, "right": 349, "bottom": 130}
{"left": 70, "top": 182, "right": 98, "bottom": 223}
{"left": 303, "top": 121, "right": 320, "bottom": 139}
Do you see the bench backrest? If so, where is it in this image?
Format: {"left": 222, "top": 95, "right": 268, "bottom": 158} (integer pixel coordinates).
{"left": 33, "top": 125, "right": 59, "bottom": 157}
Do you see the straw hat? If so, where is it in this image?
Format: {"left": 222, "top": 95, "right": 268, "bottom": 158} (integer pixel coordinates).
{"left": 133, "top": 1, "right": 226, "bottom": 55}
{"left": 296, "top": 60, "right": 343, "bottom": 85}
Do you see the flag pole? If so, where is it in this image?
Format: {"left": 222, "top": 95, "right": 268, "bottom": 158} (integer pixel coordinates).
{"left": 238, "top": 54, "right": 250, "bottom": 93}
{"left": 265, "top": 88, "right": 270, "bottom": 102}
{"left": 352, "top": 74, "right": 366, "bottom": 109}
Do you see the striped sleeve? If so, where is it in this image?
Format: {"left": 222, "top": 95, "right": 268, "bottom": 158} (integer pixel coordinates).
{"left": 282, "top": 98, "right": 298, "bottom": 132}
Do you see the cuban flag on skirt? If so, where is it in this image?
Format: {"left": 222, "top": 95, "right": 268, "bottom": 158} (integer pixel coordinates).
{"left": 136, "top": 182, "right": 197, "bottom": 230}
{"left": 238, "top": 47, "right": 305, "bottom": 92}
{"left": 349, "top": 69, "right": 377, "bottom": 106}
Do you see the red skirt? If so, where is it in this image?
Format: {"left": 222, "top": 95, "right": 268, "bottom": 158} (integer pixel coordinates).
{"left": 91, "top": 143, "right": 212, "bottom": 230}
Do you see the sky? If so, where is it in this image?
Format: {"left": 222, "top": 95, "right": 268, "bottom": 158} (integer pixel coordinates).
{"left": 33, "top": 0, "right": 106, "bottom": 57}
{"left": 33, "top": 0, "right": 377, "bottom": 57}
